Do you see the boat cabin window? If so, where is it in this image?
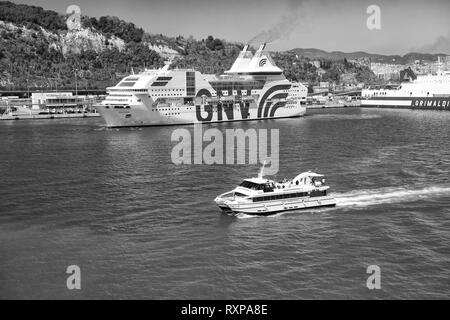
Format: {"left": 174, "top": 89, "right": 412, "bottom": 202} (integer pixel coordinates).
{"left": 239, "top": 181, "right": 261, "bottom": 190}
{"left": 239, "top": 181, "right": 274, "bottom": 192}
{"left": 311, "top": 177, "right": 326, "bottom": 187}
{"left": 252, "top": 192, "right": 308, "bottom": 202}
{"left": 234, "top": 192, "right": 247, "bottom": 198}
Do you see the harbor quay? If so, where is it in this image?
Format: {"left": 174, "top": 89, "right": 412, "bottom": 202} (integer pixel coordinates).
{"left": 0, "top": 91, "right": 104, "bottom": 120}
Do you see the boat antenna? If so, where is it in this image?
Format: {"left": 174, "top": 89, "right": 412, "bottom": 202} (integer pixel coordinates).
{"left": 258, "top": 160, "right": 267, "bottom": 179}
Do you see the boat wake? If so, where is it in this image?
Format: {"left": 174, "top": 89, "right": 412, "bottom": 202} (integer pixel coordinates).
{"left": 234, "top": 185, "right": 450, "bottom": 218}
{"left": 235, "top": 211, "right": 288, "bottom": 219}
{"left": 231, "top": 185, "right": 450, "bottom": 219}
{"left": 334, "top": 185, "right": 450, "bottom": 208}
{"left": 235, "top": 212, "right": 261, "bottom": 219}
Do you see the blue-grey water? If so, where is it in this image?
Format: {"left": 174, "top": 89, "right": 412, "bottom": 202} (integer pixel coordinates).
{"left": 0, "top": 108, "right": 449, "bottom": 299}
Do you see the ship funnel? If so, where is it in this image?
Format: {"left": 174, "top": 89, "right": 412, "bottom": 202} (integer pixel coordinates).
{"left": 247, "top": 43, "right": 283, "bottom": 74}
{"left": 226, "top": 43, "right": 283, "bottom": 75}
{"left": 256, "top": 43, "right": 267, "bottom": 53}
{"left": 225, "top": 44, "right": 254, "bottom": 74}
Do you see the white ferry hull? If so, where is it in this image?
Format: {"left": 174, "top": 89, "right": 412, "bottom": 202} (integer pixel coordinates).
{"left": 223, "top": 195, "right": 336, "bottom": 216}
{"left": 361, "top": 97, "right": 450, "bottom": 110}
{"left": 96, "top": 103, "right": 306, "bottom": 127}
{"left": 0, "top": 112, "right": 100, "bottom": 121}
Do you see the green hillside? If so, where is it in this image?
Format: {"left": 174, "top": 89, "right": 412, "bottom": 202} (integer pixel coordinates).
{"left": 0, "top": 0, "right": 379, "bottom": 92}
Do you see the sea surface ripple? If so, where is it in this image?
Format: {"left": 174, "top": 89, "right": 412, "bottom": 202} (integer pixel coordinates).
{"left": 0, "top": 108, "right": 449, "bottom": 299}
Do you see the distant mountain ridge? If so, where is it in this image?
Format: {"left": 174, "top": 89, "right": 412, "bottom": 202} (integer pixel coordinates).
{"left": 290, "top": 48, "right": 448, "bottom": 64}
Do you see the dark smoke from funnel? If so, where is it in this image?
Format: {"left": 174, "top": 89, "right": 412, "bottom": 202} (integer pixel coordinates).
{"left": 248, "top": 0, "right": 304, "bottom": 46}
{"left": 416, "top": 33, "right": 450, "bottom": 55}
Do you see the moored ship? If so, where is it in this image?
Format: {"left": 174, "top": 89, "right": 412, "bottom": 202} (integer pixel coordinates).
{"left": 361, "top": 60, "right": 450, "bottom": 110}
{"left": 96, "top": 43, "right": 307, "bottom": 127}
{"left": 0, "top": 93, "right": 101, "bottom": 120}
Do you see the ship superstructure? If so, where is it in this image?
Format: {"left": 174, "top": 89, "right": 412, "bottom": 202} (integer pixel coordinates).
{"left": 96, "top": 44, "right": 307, "bottom": 127}
{"left": 361, "top": 59, "right": 450, "bottom": 110}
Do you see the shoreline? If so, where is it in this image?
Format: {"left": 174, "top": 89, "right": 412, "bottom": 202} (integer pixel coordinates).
{"left": 0, "top": 112, "right": 101, "bottom": 121}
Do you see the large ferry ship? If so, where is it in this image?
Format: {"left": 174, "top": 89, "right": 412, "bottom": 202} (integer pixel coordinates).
{"left": 361, "top": 60, "right": 450, "bottom": 110}
{"left": 96, "top": 44, "right": 307, "bottom": 127}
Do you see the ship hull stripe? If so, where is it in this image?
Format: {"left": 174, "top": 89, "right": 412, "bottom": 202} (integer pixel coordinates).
{"left": 257, "top": 84, "right": 291, "bottom": 118}
{"left": 263, "top": 93, "right": 289, "bottom": 117}
{"left": 262, "top": 102, "right": 273, "bottom": 118}
{"left": 269, "top": 101, "right": 287, "bottom": 117}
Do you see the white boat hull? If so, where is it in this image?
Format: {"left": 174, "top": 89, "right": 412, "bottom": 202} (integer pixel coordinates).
{"left": 0, "top": 112, "right": 100, "bottom": 120}
{"left": 361, "top": 97, "right": 450, "bottom": 110}
{"left": 223, "top": 195, "right": 336, "bottom": 215}
{"left": 96, "top": 102, "right": 306, "bottom": 127}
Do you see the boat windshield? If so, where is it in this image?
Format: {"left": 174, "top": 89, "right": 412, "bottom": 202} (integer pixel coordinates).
{"left": 239, "top": 181, "right": 261, "bottom": 190}
{"left": 239, "top": 181, "right": 274, "bottom": 192}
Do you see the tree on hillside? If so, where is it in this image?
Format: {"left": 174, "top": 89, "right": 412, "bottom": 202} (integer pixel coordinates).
{"left": 87, "top": 16, "right": 144, "bottom": 43}
{"left": 205, "top": 36, "right": 224, "bottom": 51}
{"left": 0, "top": 1, "right": 67, "bottom": 32}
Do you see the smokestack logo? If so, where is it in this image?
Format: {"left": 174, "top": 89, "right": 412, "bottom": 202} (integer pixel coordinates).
{"left": 259, "top": 58, "right": 268, "bottom": 67}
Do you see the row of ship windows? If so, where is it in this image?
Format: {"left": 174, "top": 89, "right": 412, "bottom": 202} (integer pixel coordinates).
{"left": 152, "top": 94, "right": 184, "bottom": 97}
{"left": 152, "top": 108, "right": 193, "bottom": 111}
{"left": 110, "top": 104, "right": 295, "bottom": 111}
{"left": 109, "top": 88, "right": 290, "bottom": 95}
{"left": 108, "top": 88, "right": 298, "bottom": 97}
{"left": 252, "top": 190, "right": 327, "bottom": 202}
{"left": 104, "top": 106, "right": 131, "bottom": 109}
{"left": 109, "top": 89, "right": 147, "bottom": 92}
{"left": 371, "top": 91, "right": 433, "bottom": 96}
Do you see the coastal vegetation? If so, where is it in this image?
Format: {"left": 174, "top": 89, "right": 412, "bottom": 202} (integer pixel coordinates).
{"left": 0, "top": 0, "right": 379, "bottom": 91}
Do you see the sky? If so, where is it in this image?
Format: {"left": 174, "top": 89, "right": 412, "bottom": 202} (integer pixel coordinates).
{"left": 14, "top": 0, "right": 450, "bottom": 54}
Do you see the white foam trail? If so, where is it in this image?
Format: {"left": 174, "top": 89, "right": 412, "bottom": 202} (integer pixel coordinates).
{"left": 233, "top": 185, "right": 450, "bottom": 218}
{"left": 335, "top": 185, "right": 450, "bottom": 208}
{"left": 235, "top": 213, "right": 260, "bottom": 219}
{"left": 235, "top": 212, "right": 286, "bottom": 219}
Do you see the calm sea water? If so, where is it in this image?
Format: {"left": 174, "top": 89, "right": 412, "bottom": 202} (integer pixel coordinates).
{"left": 0, "top": 108, "right": 449, "bottom": 299}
